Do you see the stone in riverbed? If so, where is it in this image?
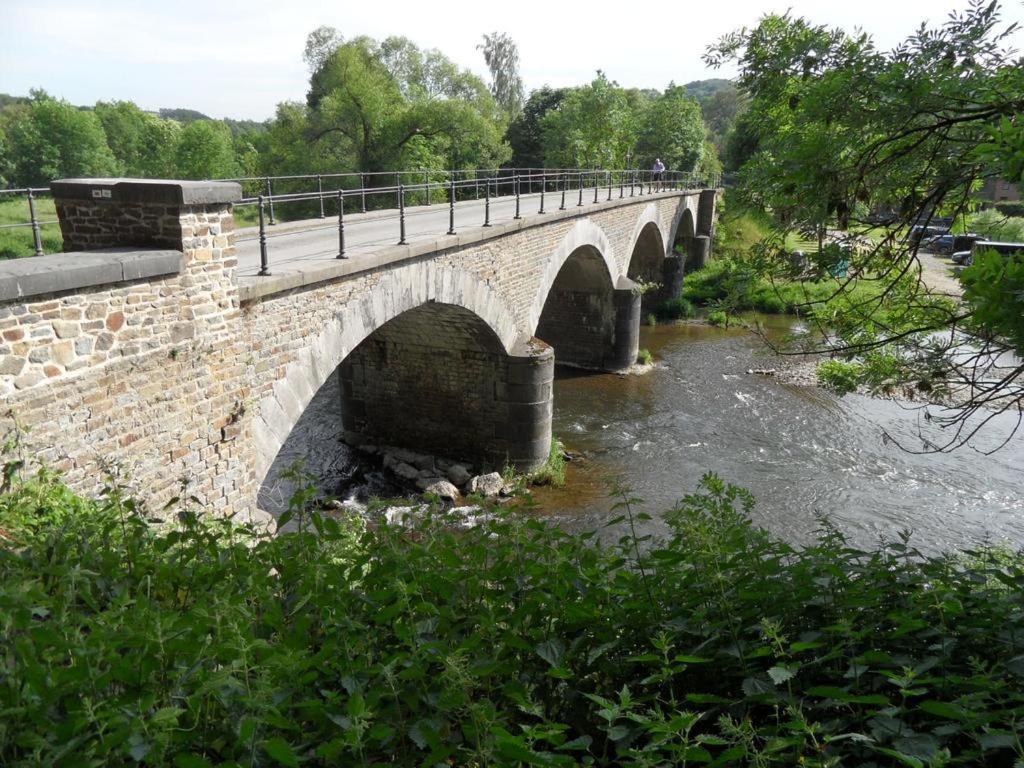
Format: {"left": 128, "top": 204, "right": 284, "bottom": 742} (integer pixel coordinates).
{"left": 467, "top": 472, "right": 503, "bottom": 498}
{"left": 384, "top": 456, "right": 420, "bottom": 482}
{"left": 446, "top": 463, "right": 472, "bottom": 487}
{"left": 418, "top": 478, "right": 460, "bottom": 501}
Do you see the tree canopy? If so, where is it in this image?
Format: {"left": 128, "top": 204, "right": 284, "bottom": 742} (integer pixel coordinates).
{"left": 305, "top": 35, "right": 509, "bottom": 173}
{"left": 478, "top": 32, "right": 525, "bottom": 117}
{"left": 707, "top": 0, "right": 1024, "bottom": 448}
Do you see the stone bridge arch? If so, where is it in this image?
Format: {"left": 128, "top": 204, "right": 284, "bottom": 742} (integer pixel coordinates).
{"left": 251, "top": 263, "right": 551, "bottom": 499}
{"left": 529, "top": 220, "right": 639, "bottom": 372}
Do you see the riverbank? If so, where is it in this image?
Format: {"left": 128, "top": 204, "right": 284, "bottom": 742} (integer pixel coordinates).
{"left": 4, "top": 463, "right": 1024, "bottom": 767}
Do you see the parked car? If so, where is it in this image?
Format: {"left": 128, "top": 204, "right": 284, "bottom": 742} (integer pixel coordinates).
{"left": 924, "top": 233, "right": 981, "bottom": 254}
{"left": 908, "top": 224, "right": 949, "bottom": 248}
{"left": 924, "top": 234, "right": 956, "bottom": 253}
{"left": 954, "top": 240, "right": 1024, "bottom": 266}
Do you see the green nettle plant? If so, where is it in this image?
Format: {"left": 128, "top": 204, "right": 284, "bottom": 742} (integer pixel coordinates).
{"left": 2, "top": 460, "right": 1024, "bottom": 767}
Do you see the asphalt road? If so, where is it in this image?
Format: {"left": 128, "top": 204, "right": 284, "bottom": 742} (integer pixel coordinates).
{"left": 233, "top": 185, "right": 667, "bottom": 282}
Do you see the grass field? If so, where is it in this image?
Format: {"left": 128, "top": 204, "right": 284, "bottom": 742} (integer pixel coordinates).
{"left": 0, "top": 195, "right": 63, "bottom": 258}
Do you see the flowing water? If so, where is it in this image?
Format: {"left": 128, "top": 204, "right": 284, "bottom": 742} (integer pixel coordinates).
{"left": 262, "top": 318, "right": 1024, "bottom": 553}
{"left": 531, "top": 320, "right": 1024, "bottom": 552}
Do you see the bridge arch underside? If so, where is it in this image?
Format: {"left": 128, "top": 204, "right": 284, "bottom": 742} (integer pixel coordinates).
{"left": 673, "top": 208, "right": 708, "bottom": 274}
{"left": 627, "top": 221, "right": 678, "bottom": 312}
{"left": 535, "top": 245, "right": 639, "bottom": 372}
{"left": 339, "top": 302, "right": 553, "bottom": 471}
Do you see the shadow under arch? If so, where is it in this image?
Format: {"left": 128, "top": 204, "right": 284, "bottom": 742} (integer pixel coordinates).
{"left": 535, "top": 242, "right": 640, "bottom": 372}
{"left": 252, "top": 266, "right": 552, "bottom": 517}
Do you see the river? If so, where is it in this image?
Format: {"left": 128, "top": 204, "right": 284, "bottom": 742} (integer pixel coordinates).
{"left": 260, "top": 319, "right": 1024, "bottom": 553}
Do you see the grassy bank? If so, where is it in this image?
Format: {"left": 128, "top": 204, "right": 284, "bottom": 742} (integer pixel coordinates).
{"left": 0, "top": 195, "right": 63, "bottom": 258}
{"left": 2, "top": 463, "right": 1023, "bottom": 766}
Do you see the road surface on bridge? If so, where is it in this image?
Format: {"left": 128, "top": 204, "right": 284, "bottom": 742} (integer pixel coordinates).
{"left": 234, "top": 187, "right": 681, "bottom": 287}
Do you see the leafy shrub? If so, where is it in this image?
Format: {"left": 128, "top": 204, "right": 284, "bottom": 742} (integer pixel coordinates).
{"left": 963, "top": 209, "right": 1024, "bottom": 242}
{"left": 961, "top": 250, "right": 1024, "bottom": 355}
{"left": 528, "top": 438, "right": 567, "bottom": 487}
{"left": 644, "top": 312, "right": 657, "bottom": 327}
{"left": 707, "top": 309, "right": 730, "bottom": 326}
{"left": 816, "top": 359, "right": 863, "bottom": 394}
{"left": 2, "top": 467, "right": 1024, "bottom": 766}
{"left": 636, "top": 348, "right": 653, "bottom": 365}
{"left": 654, "top": 297, "right": 696, "bottom": 320}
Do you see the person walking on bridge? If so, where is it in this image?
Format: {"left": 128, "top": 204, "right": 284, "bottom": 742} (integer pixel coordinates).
{"left": 652, "top": 158, "right": 666, "bottom": 191}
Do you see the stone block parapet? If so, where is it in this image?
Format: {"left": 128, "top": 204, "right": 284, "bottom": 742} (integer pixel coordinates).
{"left": 1, "top": 179, "right": 252, "bottom": 519}
{"left": 51, "top": 179, "right": 241, "bottom": 252}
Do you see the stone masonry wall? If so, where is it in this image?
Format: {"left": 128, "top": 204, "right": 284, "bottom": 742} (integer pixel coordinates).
{"left": 56, "top": 200, "right": 185, "bottom": 251}
{"left": 0, "top": 197, "right": 256, "bottom": 519}
{"left": 1, "top": 184, "right": 714, "bottom": 521}
{"left": 241, "top": 193, "right": 704, "bottom": 495}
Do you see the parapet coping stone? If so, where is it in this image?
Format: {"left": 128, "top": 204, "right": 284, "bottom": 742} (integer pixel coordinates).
{"left": 0, "top": 248, "right": 184, "bottom": 302}
{"left": 50, "top": 178, "right": 242, "bottom": 206}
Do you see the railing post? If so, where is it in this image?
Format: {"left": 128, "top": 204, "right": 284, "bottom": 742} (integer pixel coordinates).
{"left": 395, "top": 173, "right": 401, "bottom": 208}
{"left": 425, "top": 169, "right": 432, "bottom": 206}
{"left": 257, "top": 195, "right": 271, "bottom": 276}
{"left": 27, "top": 189, "right": 44, "bottom": 257}
{"left": 631, "top": 170, "right": 636, "bottom": 197}
{"left": 337, "top": 191, "right": 346, "bottom": 259}
{"left": 607, "top": 170, "right": 612, "bottom": 201}
{"left": 398, "top": 183, "right": 407, "bottom": 244}
{"left": 619, "top": 171, "right": 624, "bottom": 199}
{"left": 484, "top": 175, "right": 492, "bottom": 227}
{"left": 360, "top": 174, "right": 367, "bottom": 213}
{"left": 447, "top": 174, "right": 456, "bottom": 235}
{"left": 559, "top": 172, "right": 567, "bottom": 210}
{"left": 475, "top": 173, "right": 480, "bottom": 200}
{"left": 577, "top": 172, "right": 584, "bottom": 207}
{"left": 594, "top": 174, "right": 599, "bottom": 204}
{"left": 514, "top": 174, "right": 521, "bottom": 219}
{"left": 317, "top": 174, "right": 325, "bottom": 219}
{"left": 265, "top": 177, "right": 276, "bottom": 225}
{"left": 639, "top": 171, "right": 645, "bottom": 196}
{"left": 539, "top": 173, "right": 546, "bottom": 214}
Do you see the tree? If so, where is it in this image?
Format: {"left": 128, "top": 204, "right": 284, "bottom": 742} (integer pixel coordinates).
{"left": 706, "top": 1, "right": 1024, "bottom": 450}
{"left": 303, "top": 25, "right": 344, "bottom": 72}
{"left": 506, "top": 87, "right": 567, "bottom": 168}
{"left": 173, "top": 120, "right": 239, "bottom": 180}
{"left": 701, "top": 83, "right": 746, "bottom": 156}
{"left": 541, "top": 72, "right": 638, "bottom": 168}
{"left": 478, "top": 32, "right": 525, "bottom": 116}
{"left": 95, "top": 100, "right": 180, "bottom": 178}
{"left": 305, "top": 36, "right": 509, "bottom": 174}
{"left": 634, "top": 84, "right": 706, "bottom": 173}
{"left": 1, "top": 91, "right": 117, "bottom": 186}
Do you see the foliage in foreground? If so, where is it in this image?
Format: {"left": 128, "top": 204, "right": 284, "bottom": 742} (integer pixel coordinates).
{"left": 2, "top": 467, "right": 1024, "bottom": 767}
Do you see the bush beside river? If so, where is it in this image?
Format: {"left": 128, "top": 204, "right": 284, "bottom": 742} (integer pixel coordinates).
{"left": 2, "top": 460, "right": 1023, "bottom": 766}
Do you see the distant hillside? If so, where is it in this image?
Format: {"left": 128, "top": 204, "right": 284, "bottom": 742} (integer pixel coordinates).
{"left": 157, "top": 107, "right": 211, "bottom": 122}
{"left": 157, "top": 108, "right": 267, "bottom": 135}
{"left": 684, "top": 79, "right": 735, "bottom": 105}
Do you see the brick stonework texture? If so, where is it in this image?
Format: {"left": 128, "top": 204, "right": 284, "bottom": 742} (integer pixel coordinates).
{"left": 2, "top": 188, "right": 717, "bottom": 521}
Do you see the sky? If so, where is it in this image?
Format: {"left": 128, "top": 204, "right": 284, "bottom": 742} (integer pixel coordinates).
{"left": 1, "top": 0, "right": 1021, "bottom": 120}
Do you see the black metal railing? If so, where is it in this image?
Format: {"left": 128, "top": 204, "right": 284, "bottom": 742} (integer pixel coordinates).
{"left": 0, "top": 187, "right": 58, "bottom": 258}
{"left": 230, "top": 168, "right": 717, "bottom": 276}
{"left": 0, "top": 168, "right": 719, "bottom": 263}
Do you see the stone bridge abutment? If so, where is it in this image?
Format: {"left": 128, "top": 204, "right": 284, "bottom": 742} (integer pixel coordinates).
{"left": 0, "top": 178, "right": 718, "bottom": 520}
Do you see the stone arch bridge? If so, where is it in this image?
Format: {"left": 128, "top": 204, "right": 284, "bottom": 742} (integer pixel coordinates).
{"left": 0, "top": 179, "right": 718, "bottom": 520}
